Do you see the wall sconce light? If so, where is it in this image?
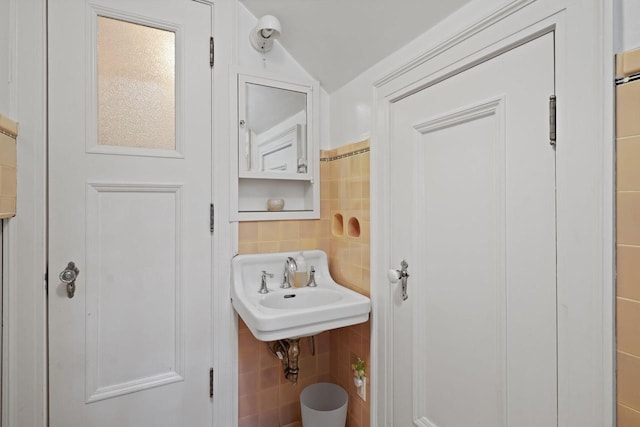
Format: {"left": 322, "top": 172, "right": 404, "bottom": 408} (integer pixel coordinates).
{"left": 250, "top": 15, "right": 281, "bottom": 53}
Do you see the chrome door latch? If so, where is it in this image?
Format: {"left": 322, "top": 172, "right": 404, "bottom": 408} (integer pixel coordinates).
{"left": 388, "top": 260, "right": 410, "bottom": 301}
{"left": 59, "top": 261, "right": 79, "bottom": 298}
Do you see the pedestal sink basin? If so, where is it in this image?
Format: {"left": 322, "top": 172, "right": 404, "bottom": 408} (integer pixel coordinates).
{"left": 231, "top": 250, "right": 371, "bottom": 341}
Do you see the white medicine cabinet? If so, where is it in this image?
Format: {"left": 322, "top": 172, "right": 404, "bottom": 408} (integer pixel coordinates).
{"left": 230, "top": 69, "right": 320, "bottom": 221}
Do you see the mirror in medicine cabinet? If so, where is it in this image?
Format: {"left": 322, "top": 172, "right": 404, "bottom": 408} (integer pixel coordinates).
{"left": 241, "top": 83, "right": 307, "bottom": 175}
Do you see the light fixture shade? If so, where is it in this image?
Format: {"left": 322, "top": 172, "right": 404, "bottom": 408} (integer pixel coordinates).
{"left": 250, "top": 15, "right": 281, "bottom": 53}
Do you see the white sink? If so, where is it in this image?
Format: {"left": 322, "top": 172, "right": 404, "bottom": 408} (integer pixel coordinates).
{"left": 231, "top": 250, "right": 371, "bottom": 341}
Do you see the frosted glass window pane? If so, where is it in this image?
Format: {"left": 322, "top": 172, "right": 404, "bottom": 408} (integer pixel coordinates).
{"left": 97, "top": 17, "right": 175, "bottom": 150}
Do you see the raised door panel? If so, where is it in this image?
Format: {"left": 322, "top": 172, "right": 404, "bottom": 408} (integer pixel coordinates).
{"left": 85, "top": 184, "right": 183, "bottom": 402}
{"left": 412, "top": 98, "right": 506, "bottom": 427}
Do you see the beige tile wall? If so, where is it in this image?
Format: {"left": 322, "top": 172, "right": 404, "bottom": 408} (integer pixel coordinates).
{"left": 617, "top": 47, "right": 640, "bottom": 80}
{"left": 237, "top": 140, "right": 371, "bottom": 427}
{"left": 0, "top": 114, "right": 17, "bottom": 218}
{"left": 238, "top": 220, "right": 329, "bottom": 256}
{"left": 328, "top": 322, "right": 371, "bottom": 427}
{"left": 324, "top": 140, "right": 371, "bottom": 427}
{"left": 237, "top": 319, "right": 331, "bottom": 427}
{"left": 323, "top": 140, "right": 371, "bottom": 297}
{"left": 616, "top": 48, "right": 640, "bottom": 426}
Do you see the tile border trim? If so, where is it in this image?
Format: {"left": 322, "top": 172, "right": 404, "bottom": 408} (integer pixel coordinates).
{"left": 320, "top": 147, "right": 370, "bottom": 162}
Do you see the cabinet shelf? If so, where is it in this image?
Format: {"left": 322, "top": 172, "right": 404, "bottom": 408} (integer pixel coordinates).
{"left": 239, "top": 172, "right": 313, "bottom": 181}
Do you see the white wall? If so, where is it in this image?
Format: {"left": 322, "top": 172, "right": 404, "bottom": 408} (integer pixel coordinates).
{"left": 0, "top": 1, "right": 5, "bottom": 416}
{"left": 615, "top": 0, "right": 640, "bottom": 52}
{"left": 330, "top": 0, "right": 512, "bottom": 147}
{"left": 237, "top": 4, "right": 330, "bottom": 148}
{"left": 0, "top": 0, "right": 14, "bottom": 117}
{"left": 237, "top": 4, "right": 309, "bottom": 78}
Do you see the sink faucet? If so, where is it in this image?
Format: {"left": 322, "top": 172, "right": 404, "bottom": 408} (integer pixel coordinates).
{"left": 282, "top": 257, "right": 297, "bottom": 288}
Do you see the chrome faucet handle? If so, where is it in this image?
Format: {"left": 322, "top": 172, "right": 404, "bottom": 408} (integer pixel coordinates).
{"left": 306, "top": 265, "right": 317, "bottom": 287}
{"left": 259, "top": 270, "right": 274, "bottom": 294}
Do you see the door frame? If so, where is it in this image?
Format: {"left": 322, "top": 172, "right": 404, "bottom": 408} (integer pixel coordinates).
{"left": 371, "top": 0, "right": 615, "bottom": 426}
{"left": 2, "top": 0, "right": 48, "bottom": 425}
{"left": 1, "top": 0, "right": 237, "bottom": 426}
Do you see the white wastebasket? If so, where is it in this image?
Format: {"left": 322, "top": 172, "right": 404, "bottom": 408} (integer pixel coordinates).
{"left": 300, "top": 382, "right": 348, "bottom": 427}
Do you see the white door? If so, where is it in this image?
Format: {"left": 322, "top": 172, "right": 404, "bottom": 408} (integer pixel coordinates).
{"left": 48, "top": 0, "right": 213, "bottom": 425}
{"left": 390, "top": 33, "right": 556, "bottom": 426}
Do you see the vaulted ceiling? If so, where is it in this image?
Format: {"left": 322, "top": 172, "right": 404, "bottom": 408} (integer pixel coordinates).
{"left": 240, "top": 0, "right": 473, "bottom": 92}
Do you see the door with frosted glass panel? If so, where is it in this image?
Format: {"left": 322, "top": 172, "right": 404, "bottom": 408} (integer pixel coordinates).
{"left": 48, "top": 1, "right": 213, "bottom": 425}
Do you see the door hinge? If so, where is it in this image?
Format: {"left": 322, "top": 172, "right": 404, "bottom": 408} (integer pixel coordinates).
{"left": 209, "top": 368, "right": 214, "bottom": 398}
{"left": 549, "top": 95, "right": 556, "bottom": 146}
{"left": 209, "top": 37, "right": 214, "bottom": 68}
{"left": 210, "top": 203, "right": 214, "bottom": 233}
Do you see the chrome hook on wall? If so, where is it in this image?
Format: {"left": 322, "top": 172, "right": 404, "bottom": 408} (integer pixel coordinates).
{"left": 388, "top": 260, "right": 410, "bottom": 301}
